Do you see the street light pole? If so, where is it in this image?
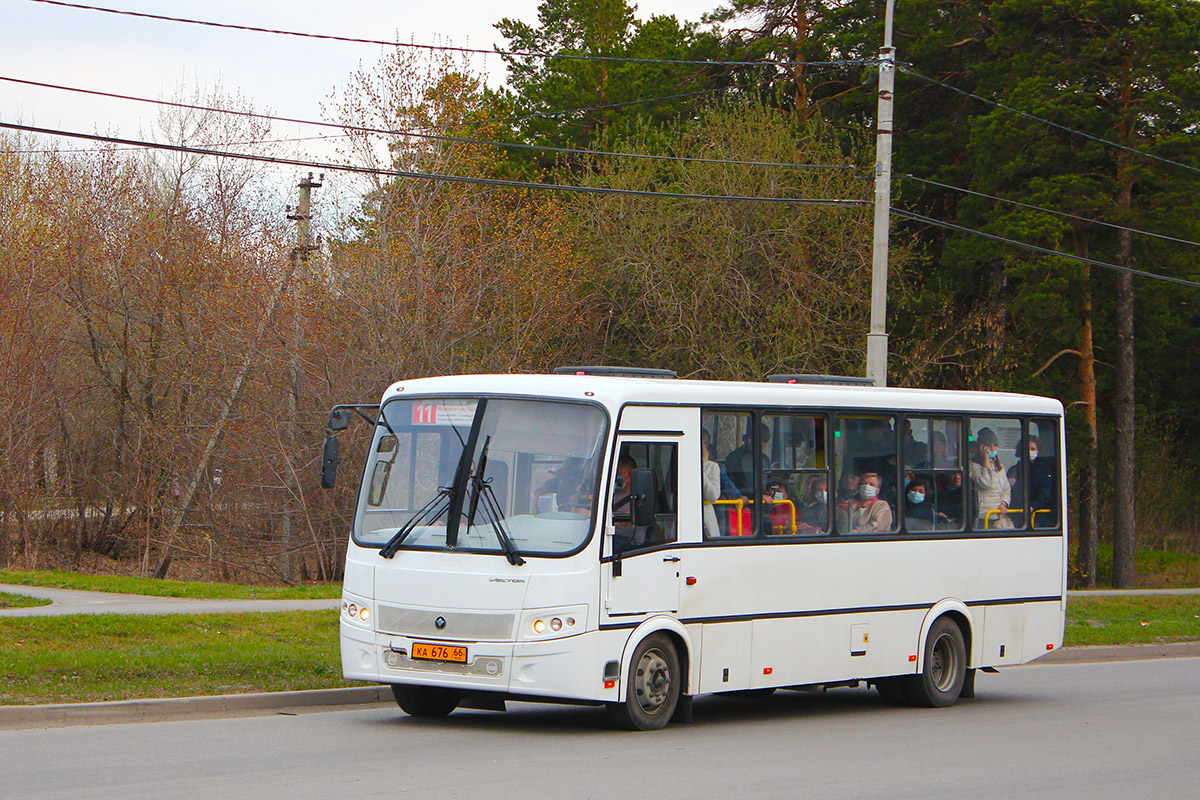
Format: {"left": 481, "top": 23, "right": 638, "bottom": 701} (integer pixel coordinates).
{"left": 866, "top": 0, "right": 897, "bottom": 387}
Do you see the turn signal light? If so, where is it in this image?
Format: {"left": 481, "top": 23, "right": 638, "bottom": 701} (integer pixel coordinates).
{"left": 909, "top": 655, "right": 917, "bottom": 662}
{"left": 604, "top": 680, "right": 616, "bottom": 689}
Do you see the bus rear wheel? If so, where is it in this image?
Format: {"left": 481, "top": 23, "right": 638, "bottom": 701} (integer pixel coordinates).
{"left": 904, "top": 617, "right": 967, "bottom": 708}
{"left": 608, "top": 633, "right": 681, "bottom": 731}
{"left": 391, "top": 684, "right": 460, "bottom": 718}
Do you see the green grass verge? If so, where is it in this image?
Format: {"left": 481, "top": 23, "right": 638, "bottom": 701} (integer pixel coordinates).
{"left": 0, "top": 591, "right": 52, "bottom": 609}
{"left": 0, "top": 611, "right": 349, "bottom": 705}
{"left": 0, "top": 569, "right": 341, "bottom": 600}
{"left": 1064, "top": 595, "right": 1200, "bottom": 647}
{"left": 1088, "top": 545, "right": 1200, "bottom": 589}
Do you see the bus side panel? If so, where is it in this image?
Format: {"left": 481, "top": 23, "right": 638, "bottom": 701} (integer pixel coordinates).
{"left": 1021, "top": 600, "right": 1066, "bottom": 663}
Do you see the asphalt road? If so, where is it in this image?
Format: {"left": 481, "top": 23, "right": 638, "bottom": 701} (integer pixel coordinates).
{"left": 2, "top": 657, "right": 1196, "bottom": 800}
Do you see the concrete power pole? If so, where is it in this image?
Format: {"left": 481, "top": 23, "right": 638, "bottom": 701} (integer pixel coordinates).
{"left": 866, "top": 0, "right": 897, "bottom": 388}
{"left": 282, "top": 172, "right": 321, "bottom": 581}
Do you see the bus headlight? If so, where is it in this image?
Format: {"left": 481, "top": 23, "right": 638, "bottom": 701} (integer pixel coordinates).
{"left": 521, "top": 606, "right": 587, "bottom": 641}
{"left": 342, "top": 596, "right": 373, "bottom": 629}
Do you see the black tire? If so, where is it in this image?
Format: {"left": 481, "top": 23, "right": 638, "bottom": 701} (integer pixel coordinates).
{"left": 391, "top": 684, "right": 460, "bottom": 718}
{"left": 607, "top": 633, "right": 681, "bottom": 731}
{"left": 903, "top": 617, "right": 967, "bottom": 708}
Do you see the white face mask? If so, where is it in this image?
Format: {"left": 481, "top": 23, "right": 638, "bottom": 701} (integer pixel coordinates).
{"left": 1029, "top": 449, "right": 1039, "bottom": 460}
{"left": 816, "top": 490, "right": 827, "bottom": 504}
{"left": 860, "top": 484, "right": 878, "bottom": 500}
{"left": 773, "top": 491, "right": 785, "bottom": 501}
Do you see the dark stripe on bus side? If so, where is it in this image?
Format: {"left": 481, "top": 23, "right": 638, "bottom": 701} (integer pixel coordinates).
{"left": 597, "top": 595, "right": 1062, "bottom": 631}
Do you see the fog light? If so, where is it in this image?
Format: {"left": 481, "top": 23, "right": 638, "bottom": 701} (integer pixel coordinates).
{"left": 550, "top": 618, "right": 562, "bottom": 632}
{"left": 347, "top": 603, "right": 358, "bottom": 618}
{"left": 566, "top": 617, "right": 576, "bottom": 627}
{"left": 533, "top": 619, "right": 546, "bottom": 634}
{"left": 359, "top": 607, "right": 370, "bottom": 622}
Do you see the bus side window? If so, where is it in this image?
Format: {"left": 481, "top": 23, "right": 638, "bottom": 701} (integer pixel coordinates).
{"left": 1027, "top": 419, "right": 1059, "bottom": 529}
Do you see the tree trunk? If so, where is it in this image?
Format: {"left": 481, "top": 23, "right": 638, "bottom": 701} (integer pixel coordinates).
{"left": 1074, "top": 256, "right": 1099, "bottom": 588}
{"left": 1111, "top": 68, "right": 1137, "bottom": 589}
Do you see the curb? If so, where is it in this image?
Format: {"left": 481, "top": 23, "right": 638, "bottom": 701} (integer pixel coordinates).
{"left": 1038, "top": 641, "right": 1200, "bottom": 665}
{"left": 0, "top": 686, "right": 393, "bottom": 729}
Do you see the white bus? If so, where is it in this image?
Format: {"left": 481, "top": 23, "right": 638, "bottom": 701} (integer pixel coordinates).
{"left": 322, "top": 368, "right": 1066, "bottom": 730}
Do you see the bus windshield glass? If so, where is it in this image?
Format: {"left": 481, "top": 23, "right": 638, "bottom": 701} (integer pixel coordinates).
{"left": 354, "top": 396, "right": 607, "bottom": 556}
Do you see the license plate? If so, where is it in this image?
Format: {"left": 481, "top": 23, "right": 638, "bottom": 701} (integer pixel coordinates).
{"left": 410, "top": 641, "right": 468, "bottom": 663}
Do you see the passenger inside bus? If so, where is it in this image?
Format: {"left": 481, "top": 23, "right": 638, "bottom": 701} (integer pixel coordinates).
{"left": 835, "top": 472, "right": 893, "bottom": 533}
{"left": 904, "top": 477, "right": 935, "bottom": 531}
{"left": 970, "top": 428, "right": 1013, "bottom": 529}
{"left": 796, "top": 474, "right": 828, "bottom": 533}
{"left": 725, "top": 423, "right": 770, "bottom": 497}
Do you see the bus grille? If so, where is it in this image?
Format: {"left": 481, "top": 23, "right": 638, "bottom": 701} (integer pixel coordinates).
{"left": 376, "top": 605, "right": 516, "bottom": 641}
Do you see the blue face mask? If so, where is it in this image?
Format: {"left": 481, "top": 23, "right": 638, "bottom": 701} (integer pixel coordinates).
{"left": 615, "top": 476, "right": 627, "bottom": 491}
{"left": 907, "top": 491, "right": 925, "bottom": 504}
{"left": 986, "top": 448, "right": 998, "bottom": 460}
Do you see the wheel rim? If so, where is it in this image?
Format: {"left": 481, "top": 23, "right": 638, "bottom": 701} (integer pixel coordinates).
{"left": 929, "top": 632, "right": 959, "bottom": 692}
{"left": 633, "top": 647, "right": 672, "bottom": 715}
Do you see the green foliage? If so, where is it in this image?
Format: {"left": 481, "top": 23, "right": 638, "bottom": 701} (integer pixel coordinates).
{"left": 496, "top": 0, "right": 722, "bottom": 168}
{"left": 0, "top": 611, "right": 345, "bottom": 705}
{"left": 573, "top": 99, "right": 878, "bottom": 379}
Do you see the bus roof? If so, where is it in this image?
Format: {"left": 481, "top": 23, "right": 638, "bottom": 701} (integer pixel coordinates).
{"left": 380, "top": 373, "right": 1064, "bottom": 417}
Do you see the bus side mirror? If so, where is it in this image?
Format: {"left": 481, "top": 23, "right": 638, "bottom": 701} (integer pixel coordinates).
{"left": 629, "top": 469, "right": 657, "bottom": 528}
{"left": 320, "top": 435, "right": 339, "bottom": 489}
{"left": 328, "top": 408, "right": 352, "bottom": 431}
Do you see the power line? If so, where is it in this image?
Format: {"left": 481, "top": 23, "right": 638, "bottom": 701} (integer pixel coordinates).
{"left": 901, "top": 67, "right": 1200, "bottom": 176}
{"left": 0, "top": 75, "right": 854, "bottom": 171}
{"left": 26, "top": 0, "right": 870, "bottom": 70}
{"left": 902, "top": 175, "right": 1200, "bottom": 249}
{"left": 0, "top": 120, "right": 871, "bottom": 209}
{"left": 892, "top": 208, "right": 1200, "bottom": 289}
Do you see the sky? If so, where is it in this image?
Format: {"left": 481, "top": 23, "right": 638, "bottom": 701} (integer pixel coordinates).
{"left": 2, "top": 0, "right": 721, "bottom": 143}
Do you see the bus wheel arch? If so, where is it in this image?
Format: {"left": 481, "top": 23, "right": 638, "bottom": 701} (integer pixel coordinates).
{"left": 609, "top": 618, "right": 693, "bottom": 730}
{"left": 909, "top": 603, "right": 973, "bottom": 708}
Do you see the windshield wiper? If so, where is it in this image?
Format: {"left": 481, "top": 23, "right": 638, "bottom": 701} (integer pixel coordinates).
{"left": 379, "top": 486, "right": 453, "bottom": 559}
{"left": 465, "top": 436, "right": 525, "bottom": 566}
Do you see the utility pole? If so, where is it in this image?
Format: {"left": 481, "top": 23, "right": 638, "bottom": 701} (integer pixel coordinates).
{"left": 282, "top": 172, "right": 321, "bottom": 581}
{"left": 866, "top": 0, "right": 897, "bottom": 388}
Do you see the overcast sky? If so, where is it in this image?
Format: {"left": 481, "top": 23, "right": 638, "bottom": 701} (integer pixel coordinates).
{"left": 3, "top": 0, "right": 720, "bottom": 138}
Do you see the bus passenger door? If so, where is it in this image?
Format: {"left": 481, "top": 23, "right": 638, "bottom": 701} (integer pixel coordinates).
{"left": 602, "top": 408, "right": 698, "bottom": 619}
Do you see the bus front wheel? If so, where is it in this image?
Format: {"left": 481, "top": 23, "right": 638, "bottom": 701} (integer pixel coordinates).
{"left": 905, "top": 617, "right": 967, "bottom": 708}
{"left": 391, "top": 684, "right": 460, "bottom": 718}
{"left": 608, "top": 633, "right": 681, "bottom": 731}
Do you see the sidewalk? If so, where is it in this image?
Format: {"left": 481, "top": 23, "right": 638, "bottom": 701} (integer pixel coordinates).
{"left": 0, "top": 583, "right": 340, "bottom": 617}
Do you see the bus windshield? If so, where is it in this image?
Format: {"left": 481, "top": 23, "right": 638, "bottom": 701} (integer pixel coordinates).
{"left": 354, "top": 396, "right": 607, "bottom": 557}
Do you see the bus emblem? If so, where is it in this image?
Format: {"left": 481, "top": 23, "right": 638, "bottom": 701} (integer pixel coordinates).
{"left": 435, "top": 616, "right": 447, "bottom": 630}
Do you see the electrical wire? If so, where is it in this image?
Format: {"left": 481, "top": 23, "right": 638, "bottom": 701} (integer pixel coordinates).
{"left": 25, "top": 0, "right": 871, "bottom": 70}
{"left": 902, "top": 175, "right": 1200, "bottom": 249}
{"left": 0, "top": 120, "right": 871, "bottom": 208}
{"left": 0, "top": 75, "right": 853, "bottom": 171}
{"left": 891, "top": 208, "right": 1200, "bottom": 289}
{"left": 901, "top": 67, "right": 1200, "bottom": 177}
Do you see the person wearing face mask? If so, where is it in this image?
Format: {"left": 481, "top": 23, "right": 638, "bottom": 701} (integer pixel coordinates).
{"left": 970, "top": 428, "right": 1013, "bottom": 529}
{"left": 836, "top": 472, "right": 893, "bottom": 533}
{"left": 1008, "top": 435, "right": 1056, "bottom": 524}
{"left": 904, "top": 477, "right": 935, "bottom": 531}
{"left": 797, "top": 475, "right": 829, "bottom": 533}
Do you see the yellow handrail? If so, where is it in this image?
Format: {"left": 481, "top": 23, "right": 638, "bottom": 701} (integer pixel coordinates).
{"left": 1031, "top": 508, "right": 1053, "bottom": 528}
{"left": 709, "top": 498, "right": 746, "bottom": 535}
{"left": 767, "top": 498, "right": 796, "bottom": 534}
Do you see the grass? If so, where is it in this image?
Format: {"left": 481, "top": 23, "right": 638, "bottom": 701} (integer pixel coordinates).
{"left": 0, "top": 591, "right": 52, "bottom": 609}
{"left": 1087, "top": 545, "right": 1200, "bottom": 589}
{"left": 1064, "top": 595, "right": 1200, "bottom": 647}
{"left": 0, "top": 611, "right": 349, "bottom": 705}
{"left": 0, "top": 569, "right": 341, "bottom": 600}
